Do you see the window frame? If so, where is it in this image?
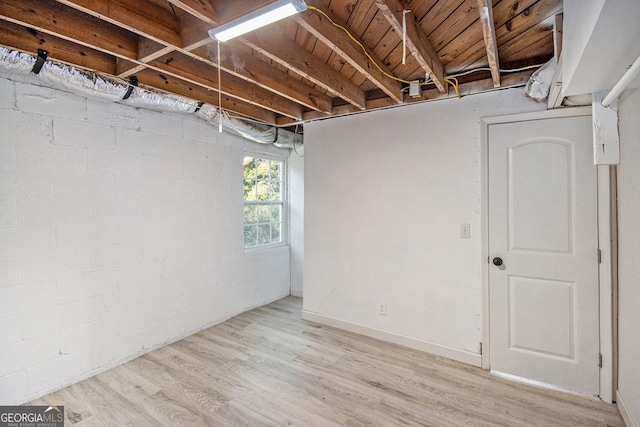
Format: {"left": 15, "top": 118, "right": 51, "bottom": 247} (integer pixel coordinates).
{"left": 242, "top": 152, "right": 288, "bottom": 250}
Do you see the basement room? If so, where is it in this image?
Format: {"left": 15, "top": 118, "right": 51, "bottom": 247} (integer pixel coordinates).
{"left": 0, "top": 0, "right": 638, "bottom": 425}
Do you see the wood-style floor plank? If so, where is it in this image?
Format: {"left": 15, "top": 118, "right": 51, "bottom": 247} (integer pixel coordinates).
{"left": 29, "top": 297, "right": 624, "bottom": 426}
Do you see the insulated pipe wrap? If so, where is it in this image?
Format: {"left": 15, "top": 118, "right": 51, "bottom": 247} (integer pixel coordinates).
{"left": 38, "top": 62, "right": 129, "bottom": 102}
{"left": 0, "top": 47, "right": 303, "bottom": 147}
{"left": 0, "top": 48, "right": 36, "bottom": 74}
{"left": 122, "top": 87, "right": 200, "bottom": 113}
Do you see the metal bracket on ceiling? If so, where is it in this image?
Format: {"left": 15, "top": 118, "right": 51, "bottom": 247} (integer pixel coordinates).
{"left": 122, "top": 76, "right": 139, "bottom": 100}
{"left": 31, "top": 49, "right": 48, "bottom": 75}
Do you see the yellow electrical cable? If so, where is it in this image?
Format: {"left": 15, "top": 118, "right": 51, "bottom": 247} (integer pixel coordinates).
{"left": 444, "top": 77, "right": 460, "bottom": 98}
{"left": 306, "top": 6, "right": 461, "bottom": 97}
{"left": 307, "top": 6, "right": 413, "bottom": 85}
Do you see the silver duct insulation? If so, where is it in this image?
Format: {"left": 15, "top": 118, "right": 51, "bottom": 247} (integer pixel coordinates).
{"left": 0, "top": 49, "right": 35, "bottom": 74}
{"left": 123, "top": 87, "right": 199, "bottom": 113}
{"left": 524, "top": 59, "right": 556, "bottom": 102}
{"left": 195, "top": 104, "right": 275, "bottom": 143}
{"left": 0, "top": 47, "right": 302, "bottom": 146}
{"left": 39, "top": 62, "right": 129, "bottom": 102}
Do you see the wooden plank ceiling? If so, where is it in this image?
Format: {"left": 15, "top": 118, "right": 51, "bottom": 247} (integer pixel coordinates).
{"left": 0, "top": 0, "right": 562, "bottom": 127}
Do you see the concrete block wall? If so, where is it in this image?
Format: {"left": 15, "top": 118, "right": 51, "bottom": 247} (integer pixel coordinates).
{"left": 0, "top": 74, "right": 291, "bottom": 404}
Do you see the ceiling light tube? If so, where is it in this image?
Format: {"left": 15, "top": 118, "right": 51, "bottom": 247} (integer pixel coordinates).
{"left": 208, "top": 0, "right": 307, "bottom": 42}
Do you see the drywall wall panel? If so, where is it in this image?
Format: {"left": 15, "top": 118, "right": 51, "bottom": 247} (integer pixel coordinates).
{"left": 0, "top": 73, "right": 290, "bottom": 405}
{"left": 617, "top": 88, "right": 640, "bottom": 427}
{"left": 303, "top": 89, "right": 544, "bottom": 361}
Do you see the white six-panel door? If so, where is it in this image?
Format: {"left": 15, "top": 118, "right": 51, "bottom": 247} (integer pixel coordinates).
{"left": 488, "top": 115, "right": 600, "bottom": 395}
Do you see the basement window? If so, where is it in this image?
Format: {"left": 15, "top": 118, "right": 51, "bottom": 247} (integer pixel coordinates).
{"left": 243, "top": 156, "right": 285, "bottom": 248}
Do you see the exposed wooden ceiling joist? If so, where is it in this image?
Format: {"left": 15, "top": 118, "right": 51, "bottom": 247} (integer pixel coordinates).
{"left": 177, "top": 15, "right": 334, "bottom": 114}
{"left": 0, "top": 20, "right": 277, "bottom": 123}
{"left": 134, "top": 68, "right": 277, "bottom": 122}
{"left": 445, "top": 0, "right": 561, "bottom": 73}
{"left": 476, "top": 0, "right": 501, "bottom": 87}
{"left": 295, "top": 0, "right": 403, "bottom": 103}
{"left": 0, "top": 19, "right": 117, "bottom": 74}
{"left": 55, "top": 0, "right": 182, "bottom": 47}
{"left": 374, "top": 0, "right": 447, "bottom": 93}
{"left": 166, "top": 0, "right": 219, "bottom": 24}
{"left": 116, "top": 39, "right": 174, "bottom": 77}
{"left": 0, "top": 0, "right": 561, "bottom": 126}
{"left": 242, "top": 26, "right": 368, "bottom": 110}
{"left": 145, "top": 52, "right": 305, "bottom": 119}
{"left": 46, "top": 0, "right": 329, "bottom": 123}
{"left": 0, "top": 0, "right": 304, "bottom": 120}
{"left": 0, "top": 0, "right": 137, "bottom": 58}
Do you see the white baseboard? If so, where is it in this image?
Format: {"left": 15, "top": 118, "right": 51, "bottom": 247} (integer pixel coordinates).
{"left": 300, "top": 310, "right": 481, "bottom": 367}
{"left": 290, "top": 289, "right": 303, "bottom": 298}
{"left": 617, "top": 390, "right": 637, "bottom": 427}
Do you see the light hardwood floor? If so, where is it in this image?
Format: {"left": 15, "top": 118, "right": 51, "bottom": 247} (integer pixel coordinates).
{"left": 31, "top": 297, "right": 625, "bottom": 426}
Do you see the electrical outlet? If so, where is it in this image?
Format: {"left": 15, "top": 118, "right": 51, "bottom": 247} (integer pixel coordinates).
{"left": 378, "top": 303, "right": 387, "bottom": 316}
{"left": 461, "top": 223, "right": 471, "bottom": 238}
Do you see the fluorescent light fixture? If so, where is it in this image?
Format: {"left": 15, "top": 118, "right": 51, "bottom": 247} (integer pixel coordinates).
{"left": 208, "top": 0, "right": 307, "bottom": 42}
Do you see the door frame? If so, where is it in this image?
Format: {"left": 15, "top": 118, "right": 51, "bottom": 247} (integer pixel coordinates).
{"left": 480, "top": 107, "right": 616, "bottom": 402}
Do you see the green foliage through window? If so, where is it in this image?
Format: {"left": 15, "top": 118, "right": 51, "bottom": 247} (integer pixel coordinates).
{"left": 243, "top": 156, "right": 284, "bottom": 248}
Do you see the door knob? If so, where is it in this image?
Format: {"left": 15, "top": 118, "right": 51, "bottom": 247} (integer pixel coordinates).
{"left": 492, "top": 257, "right": 503, "bottom": 266}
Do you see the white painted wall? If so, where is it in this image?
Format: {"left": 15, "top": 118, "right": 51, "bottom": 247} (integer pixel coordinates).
{"left": 617, "top": 88, "right": 640, "bottom": 427}
{"left": 562, "top": 0, "right": 606, "bottom": 96}
{"left": 289, "top": 146, "right": 304, "bottom": 297}
{"left": 562, "top": 0, "right": 640, "bottom": 97}
{"left": 303, "top": 89, "right": 544, "bottom": 364}
{"left": 0, "top": 74, "right": 291, "bottom": 404}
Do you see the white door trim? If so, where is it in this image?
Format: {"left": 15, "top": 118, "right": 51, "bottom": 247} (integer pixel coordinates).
{"left": 480, "top": 106, "right": 614, "bottom": 401}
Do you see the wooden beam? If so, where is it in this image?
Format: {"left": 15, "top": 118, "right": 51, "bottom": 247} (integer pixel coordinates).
{"left": 191, "top": 44, "right": 333, "bottom": 114}
{"left": 374, "top": 0, "right": 447, "bottom": 93}
{"left": 178, "top": 13, "right": 332, "bottom": 114}
{"left": 182, "top": 17, "right": 333, "bottom": 116}
{"left": 0, "top": 20, "right": 276, "bottom": 123}
{"left": 146, "top": 52, "right": 304, "bottom": 119}
{"left": 0, "top": 0, "right": 137, "bottom": 58}
{"left": 116, "top": 58, "right": 142, "bottom": 77}
{"left": 54, "top": 0, "right": 182, "bottom": 47}
{"left": 50, "top": 0, "right": 183, "bottom": 78}
{"left": 166, "top": 0, "right": 219, "bottom": 24}
{"left": 132, "top": 69, "right": 277, "bottom": 124}
{"left": 548, "top": 55, "right": 564, "bottom": 109}
{"left": 52, "top": 0, "right": 333, "bottom": 117}
{"left": 179, "top": 8, "right": 334, "bottom": 114}
{"left": 294, "top": 0, "right": 403, "bottom": 103}
{"left": 180, "top": 13, "right": 215, "bottom": 51}
{"left": 553, "top": 13, "right": 563, "bottom": 59}
{"left": 0, "top": 0, "right": 300, "bottom": 120}
{"left": 131, "top": 39, "right": 173, "bottom": 73}
{"left": 476, "top": 0, "right": 501, "bottom": 87}
{"left": 243, "top": 25, "right": 367, "bottom": 110}
{"left": 0, "top": 20, "right": 117, "bottom": 75}
{"left": 445, "top": 0, "right": 560, "bottom": 74}
{"left": 117, "top": 38, "right": 173, "bottom": 77}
